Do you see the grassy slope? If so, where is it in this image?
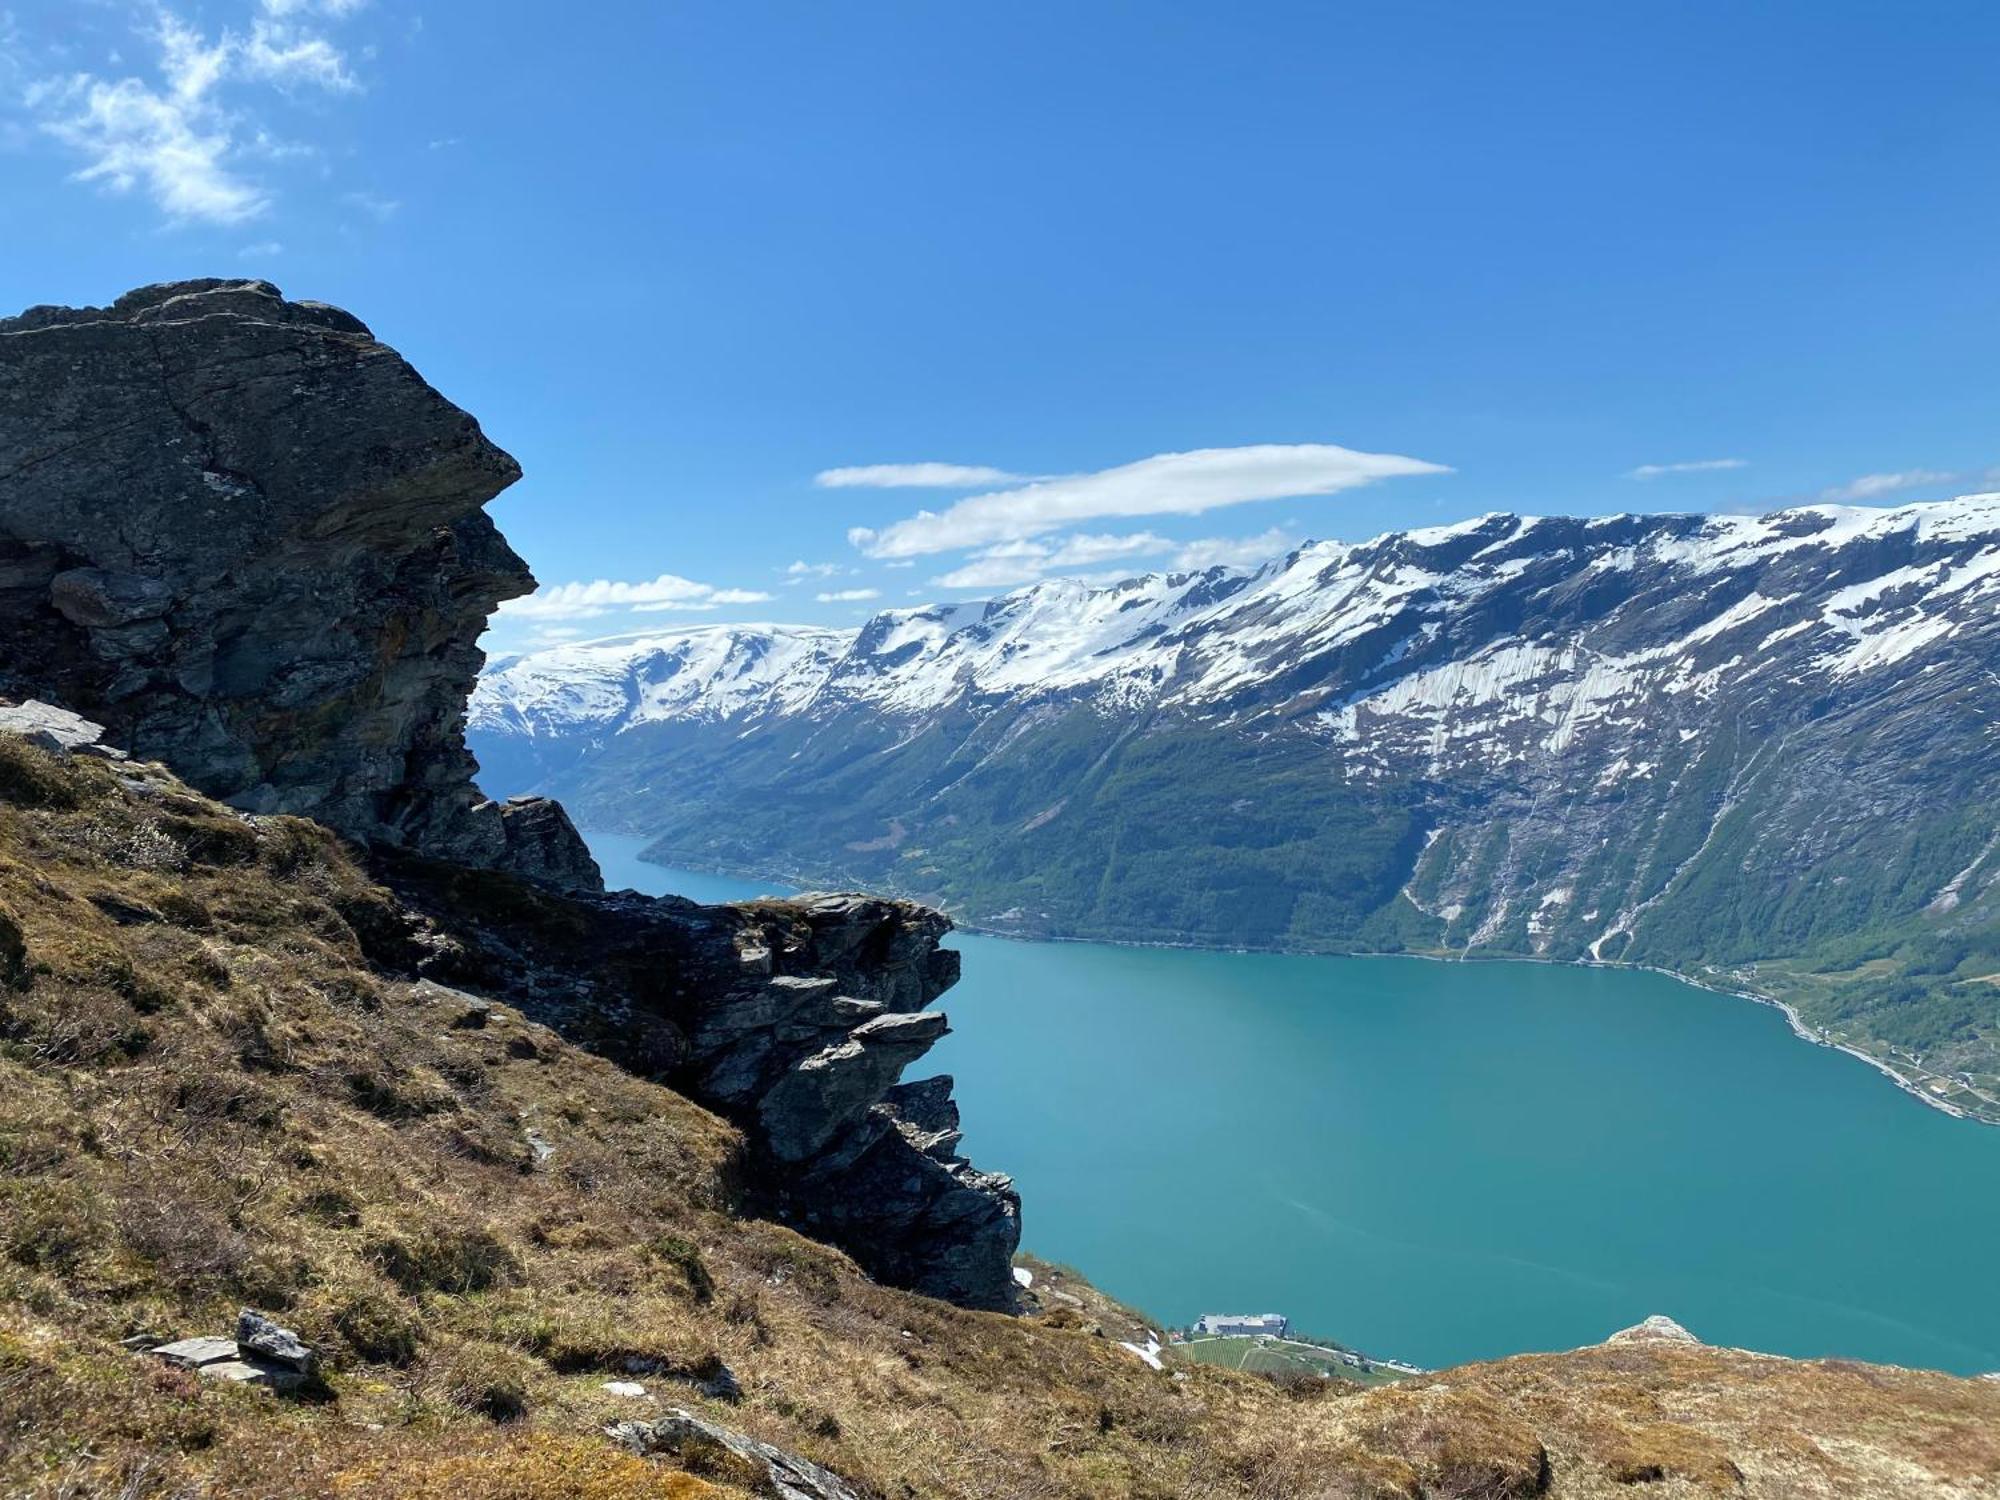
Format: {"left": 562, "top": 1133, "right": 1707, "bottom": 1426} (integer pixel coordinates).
{"left": 2, "top": 737, "right": 1996, "bottom": 1499}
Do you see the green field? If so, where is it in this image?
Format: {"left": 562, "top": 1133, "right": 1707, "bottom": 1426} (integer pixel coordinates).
{"left": 1167, "top": 1335, "right": 1410, "bottom": 1386}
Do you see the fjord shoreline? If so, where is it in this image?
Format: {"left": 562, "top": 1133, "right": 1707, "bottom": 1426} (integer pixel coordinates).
{"left": 606, "top": 837, "right": 1997, "bottom": 1127}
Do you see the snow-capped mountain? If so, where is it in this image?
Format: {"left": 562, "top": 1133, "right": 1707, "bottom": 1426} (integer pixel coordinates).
{"left": 478, "top": 494, "right": 2000, "bottom": 778}
{"left": 472, "top": 497, "right": 2000, "bottom": 1096}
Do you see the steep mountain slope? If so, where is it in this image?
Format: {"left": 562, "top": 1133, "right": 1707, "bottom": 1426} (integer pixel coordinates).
{"left": 472, "top": 499, "right": 2000, "bottom": 1119}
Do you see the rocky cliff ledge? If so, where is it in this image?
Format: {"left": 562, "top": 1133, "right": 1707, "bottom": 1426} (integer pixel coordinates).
{"left": 0, "top": 279, "right": 594, "bottom": 888}
{"left": 0, "top": 281, "right": 1019, "bottom": 1308}
{"left": 385, "top": 858, "right": 1021, "bottom": 1307}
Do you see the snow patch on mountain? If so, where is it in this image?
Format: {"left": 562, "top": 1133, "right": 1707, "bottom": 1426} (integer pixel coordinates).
{"left": 474, "top": 497, "right": 2000, "bottom": 764}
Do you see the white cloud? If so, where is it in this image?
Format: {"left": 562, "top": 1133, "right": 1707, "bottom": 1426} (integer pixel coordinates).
{"left": 1627, "top": 458, "right": 1747, "bottom": 480}
{"left": 342, "top": 188, "right": 398, "bottom": 220}
{"left": 238, "top": 238, "right": 282, "bottom": 257}
{"left": 260, "top": 0, "right": 370, "bottom": 16}
{"left": 1819, "top": 468, "right": 1958, "bottom": 503}
{"left": 1048, "top": 531, "right": 1172, "bottom": 566}
{"left": 815, "top": 462, "right": 1026, "bottom": 489}
{"left": 816, "top": 588, "right": 881, "bottom": 603}
{"left": 499, "top": 574, "right": 773, "bottom": 621}
{"left": 1171, "top": 527, "right": 1299, "bottom": 571}
{"left": 853, "top": 443, "right": 1448, "bottom": 559}
{"left": 521, "top": 625, "right": 585, "bottom": 646}
{"left": 782, "top": 559, "right": 849, "bottom": 582}
{"left": 31, "top": 70, "right": 267, "bottom": 223}
{"left": 928, "top": 531, "right": 1173, "bottom": 590}
{"left": 931, "top": 555, "right": 1045, "bottom": 590}
{"left": 931, "top": 526, "right": 1297, "bottom": 590}
{"left": 242, "top": 19, "right": 356, "bottom": 91}
{"left": 22, "top": 2, "right": 364, "bottom": 226}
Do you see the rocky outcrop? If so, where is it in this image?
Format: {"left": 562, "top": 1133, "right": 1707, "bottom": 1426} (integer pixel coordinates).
{"left": 0, "top": 279, "right": 597, "bottom": 889}
{"left": 1606, "top": 1313, "right": 1701, "bottom": 1346}
{"left": 137, "top": 1310, "right": 321, "bottom": 1394}
{"left": 387, "top": 861, "right": 1021, "bottom": 1310}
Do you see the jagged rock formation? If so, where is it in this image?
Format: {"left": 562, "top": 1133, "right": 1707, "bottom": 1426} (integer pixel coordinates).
{"left": 386, "top": 859, "right": 1020, "bottom": 1308}
{"left": 0, "top": 279, "right": 595, "bottom": 889}
{"left": 0, "top": 280, "right": 1016, "bottom": 1309}
{"left": 472, "top": 497, "right": 2000, "bottom": 1114}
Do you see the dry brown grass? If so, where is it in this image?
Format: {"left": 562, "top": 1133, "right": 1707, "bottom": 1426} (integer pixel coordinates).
{"left": 0, "top": 741, "right": 1994, "bottom": 1499}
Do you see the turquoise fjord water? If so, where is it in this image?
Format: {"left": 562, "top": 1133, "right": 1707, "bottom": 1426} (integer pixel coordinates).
{"left": 587, "top": 834, "right": 2000, "bottom": 1377}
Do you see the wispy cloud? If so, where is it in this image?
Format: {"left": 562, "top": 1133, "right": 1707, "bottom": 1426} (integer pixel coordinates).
{"left": 815, "top": 462, "right": 1027, "bottom": 489}
{"left": 849, "top": 443, "right": 1447, "bottom": 559}
{"left": 816, "top": 587, "right": 881, "bottom": 603}
{"left": 259, "top": 0, "right": 371, "bottom": 17}
{"left": 1818, "top": 468, "right": 1958, "bottom": 503}
{"left": 931, "top": 531, "right": 1173, "bottom": 589}
{"left": 499, "top": 574, "right": 773, "bottom": 621}
{"left": 781, "top": 559, "right": 850, "bottom": 586}
{"left": 1170, "top": 527, "right": 1299, "bottom": 571}
{"left": 242, "top": 18, "right": 357, "bottom": 91}
{"left": 342, "top": 188, "right": 398, "bottom": 221}
{"left": 931, "top": 526, "right": 1299, "bottom": 591}
{"left": 931, "top": 555, "right": 1047, "bottom": 590}
{"left": 1627, "top": 458, "right": 1747, "bottom": 480}
{"left": 19, "top": 1, "right": 367, "bottom": 226}
{"left": 238, "top": 238, "right": 282, "bottom": 257}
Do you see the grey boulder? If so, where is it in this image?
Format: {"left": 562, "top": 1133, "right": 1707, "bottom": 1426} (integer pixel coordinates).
{"left": 608, "top": 1409, "right": 863, "bottom": 1500}
{"left": 235, "top": 1308, "right": 318, "bottom": 1374}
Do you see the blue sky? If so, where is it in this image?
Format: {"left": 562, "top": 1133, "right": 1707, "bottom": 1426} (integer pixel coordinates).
{"left": 6, "top": 2, "right": 2000, "bottom": 651}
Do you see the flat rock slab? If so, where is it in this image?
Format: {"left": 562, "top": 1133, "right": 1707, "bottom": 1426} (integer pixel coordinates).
{"left": 0, "top": 699, "right": 112, "bottom": 754}
{"left": 152, "top": 1336, "right": 240, "bottom": 1369}
{"left": 199, "top": 1359, "right": 306, "bottom": 1393}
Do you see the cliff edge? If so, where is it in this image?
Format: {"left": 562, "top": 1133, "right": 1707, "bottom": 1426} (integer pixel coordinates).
{"left": 0, "top": 278, "right": 593, "bottom": 888}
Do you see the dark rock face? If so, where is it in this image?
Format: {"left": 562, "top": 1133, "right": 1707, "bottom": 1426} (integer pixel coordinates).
{"left": 388, "top": 861, "right": 1021, "bottom": 1311}
{"left": 0, "top": 279, "right": 598, "bottom": 890}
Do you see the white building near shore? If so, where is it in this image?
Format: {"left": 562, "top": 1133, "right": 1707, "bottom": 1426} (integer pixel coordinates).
{"left": 1194, "top": 1313, "right": 1288, "bottom": 1338}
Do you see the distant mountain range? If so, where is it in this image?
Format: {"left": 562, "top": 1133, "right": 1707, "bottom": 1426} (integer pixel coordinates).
{"left": 472, "top": 497, "right": 2000, "bottom": 1119}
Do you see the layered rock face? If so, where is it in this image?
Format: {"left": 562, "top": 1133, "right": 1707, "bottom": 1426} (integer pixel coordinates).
{"left": 0, "top": 279, "right": 595, "bottom": 888}
{"left": 389, "top": 861, "right": 1022, "bottom": 1309}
